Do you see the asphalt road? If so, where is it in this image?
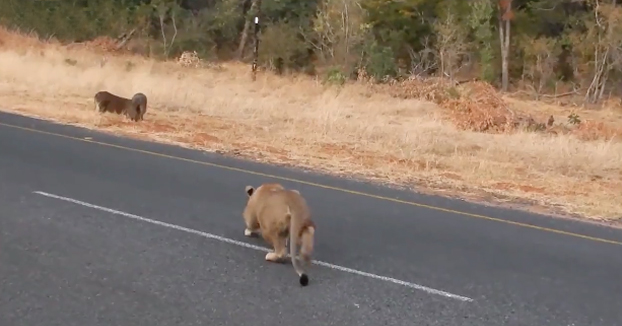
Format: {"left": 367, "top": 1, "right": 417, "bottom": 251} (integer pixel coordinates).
{"left": 0, "top": 111, "right": 621, "bottom": 326}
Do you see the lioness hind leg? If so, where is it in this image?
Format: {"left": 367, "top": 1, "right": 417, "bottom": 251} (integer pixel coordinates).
{"left": 264, "top": 233, "right": 288, "bottom": 263}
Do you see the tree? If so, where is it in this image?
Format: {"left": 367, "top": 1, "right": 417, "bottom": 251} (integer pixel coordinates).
{"left": 236, "top": 0, "right": 260, "bottom": 59}
{"left": 498, "top": 0, "right": 513, "bottom": 91}
{"left": 467, "top": 0, "right": 496, "bottom": 83}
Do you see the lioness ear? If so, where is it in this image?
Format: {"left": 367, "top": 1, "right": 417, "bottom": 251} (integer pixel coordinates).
{"left": 245, "top": 185, "right": 255, "bottom": 197}
{"left": 291, "top": 189, "right": 300, "bottom": 195}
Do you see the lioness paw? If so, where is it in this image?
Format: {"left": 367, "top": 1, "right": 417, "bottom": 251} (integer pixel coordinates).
{"left": 265, "top": 252, "right": 280, "bottom": 262}
{"left": 244, "top": 228, "right": 253, "bottom": 237}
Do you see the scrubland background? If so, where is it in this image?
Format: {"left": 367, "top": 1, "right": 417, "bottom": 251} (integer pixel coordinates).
{"left": 0, "top": 0, "right": 621, "bottom": 221}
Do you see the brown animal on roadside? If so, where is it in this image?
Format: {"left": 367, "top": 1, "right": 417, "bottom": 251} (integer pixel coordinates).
{"left": 547, "top": 115, "right": 555, "bottom": 127}
{"left": 242, "top": 183, "right": 316, "bottom": 286}
{"left": 93, "top": 91, "right": 148, "bottom": 122}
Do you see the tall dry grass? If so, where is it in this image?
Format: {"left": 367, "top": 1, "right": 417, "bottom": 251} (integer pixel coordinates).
{"left": 0, "top": 28, "right": 620, "bottom": 221}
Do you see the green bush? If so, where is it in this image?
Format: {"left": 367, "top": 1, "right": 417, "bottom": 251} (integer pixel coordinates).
{"left": 361, "top": 39, "right": 397, "bottom": 82}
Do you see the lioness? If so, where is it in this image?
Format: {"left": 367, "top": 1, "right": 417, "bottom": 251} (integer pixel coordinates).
{"left": 94, "top": 91, "right": 148, "bottom": 122}
{"left": 243, "top": 183, "right": 316, "bottom": 286}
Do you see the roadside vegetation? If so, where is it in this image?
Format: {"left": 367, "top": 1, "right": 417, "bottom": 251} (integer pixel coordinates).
{"left": 0, "top": 0, "right": 621, "bottom": 221}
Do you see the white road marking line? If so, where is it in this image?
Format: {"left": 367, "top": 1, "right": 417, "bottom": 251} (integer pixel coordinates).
{"left": 33, "top": 190, "right": 474, "bottom": 302}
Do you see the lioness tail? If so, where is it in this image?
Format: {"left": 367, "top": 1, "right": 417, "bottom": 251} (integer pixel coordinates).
{"left": 288, "top": 206, "right": 310, "bottom": 286}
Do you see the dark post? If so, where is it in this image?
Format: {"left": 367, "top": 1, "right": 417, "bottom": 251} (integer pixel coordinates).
{"left": 251, "top": 1, "right": 261, "bottom": 81}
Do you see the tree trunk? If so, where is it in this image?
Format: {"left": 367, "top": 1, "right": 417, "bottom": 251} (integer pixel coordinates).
{"left": 498, "top": 0, "right": 511, "bottom": 92}
{"left": 502, "top": 14, "right": 510, "bottom": 91}
{"left": 236, "top": 0, "right": 257, "bottom": 60}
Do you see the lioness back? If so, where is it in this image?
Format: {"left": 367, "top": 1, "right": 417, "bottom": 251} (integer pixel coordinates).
{"left": 255, "top": 189, "right": 296, "bottom": 234}
{"left": 244, "top": 184, "right": 310, "bottom": 234}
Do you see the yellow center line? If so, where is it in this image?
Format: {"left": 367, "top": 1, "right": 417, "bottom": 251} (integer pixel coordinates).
{"left": 2, "top": 121, "right": 621, "bottom": 246}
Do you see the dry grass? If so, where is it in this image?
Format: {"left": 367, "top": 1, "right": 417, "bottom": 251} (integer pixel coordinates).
{"left": 0, "top": 27, "right": 621, "bottom": 222}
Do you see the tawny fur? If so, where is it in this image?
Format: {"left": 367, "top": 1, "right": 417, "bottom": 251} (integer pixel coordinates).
{"left": 243, "top": 183, "right": 316, "bottom": 286}
{"left": 94, "top": 91, "right": 148, "bottom": 122}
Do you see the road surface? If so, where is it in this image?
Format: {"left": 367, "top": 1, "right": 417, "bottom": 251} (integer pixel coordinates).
{"left": 0, "top": 111, "right": 621, "bottom": 326}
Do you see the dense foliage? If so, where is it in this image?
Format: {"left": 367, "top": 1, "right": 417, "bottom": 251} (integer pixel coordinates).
{"left": 2, "top": 0, "right": 622, "bottom": 102}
